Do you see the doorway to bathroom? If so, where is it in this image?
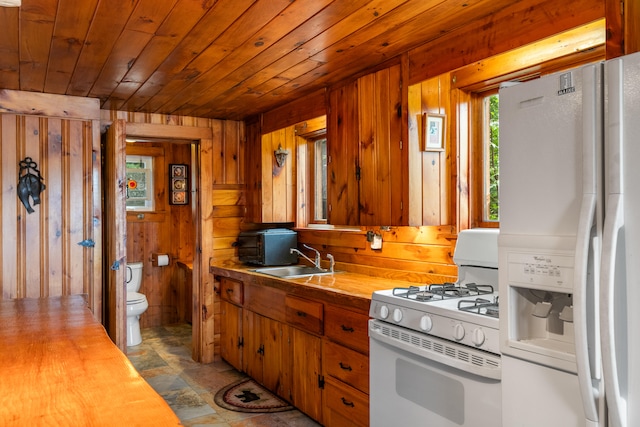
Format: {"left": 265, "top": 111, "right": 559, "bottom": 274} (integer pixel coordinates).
{"left": 104, "top": 120, "right": 205, "bottom": 356}
{"left": 105, "top": 119, "right": 237, "bottom": 363}
{"left": 124, "top": 139, "right": 196, "bottom": 332}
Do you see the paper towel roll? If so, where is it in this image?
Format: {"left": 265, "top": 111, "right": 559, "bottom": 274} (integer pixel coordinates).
{"left": 155, "top": 254, "right": 170, "bottom": 267}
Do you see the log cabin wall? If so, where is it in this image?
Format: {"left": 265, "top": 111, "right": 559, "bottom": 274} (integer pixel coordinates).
{"left": 0, "top": 90, "right": 102, "bottom": 318}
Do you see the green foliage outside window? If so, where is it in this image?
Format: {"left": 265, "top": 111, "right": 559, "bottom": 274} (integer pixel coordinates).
{"left": 488, "top": 94, "right": 499, "bottom": 221}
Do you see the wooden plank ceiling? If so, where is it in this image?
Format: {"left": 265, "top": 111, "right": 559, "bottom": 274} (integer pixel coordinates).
{"left": 0, "top": 0, "right": 536, "bottom": 120}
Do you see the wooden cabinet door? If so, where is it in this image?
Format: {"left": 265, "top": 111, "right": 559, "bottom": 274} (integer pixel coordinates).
{"left": 357, "top": 64, "right": 404, "bottom": 225}
{"left": 327, "top": 80, "right": 359, "bottom": 226}
{"left": 262, "top": 316, "right": 292, "bottom": 400}
{"left": 327, "top": 64, "right": 405, "bottom": 226}
{"left": 242, "top": 310, "right": 264, "bottom": 383}
{"left": 291, "top": 328, "right": 323, "bottom": 422}
{"left": 220, "top": 300, "right": 242, "bottom": 371}
{"left": 242, "top": 310, "right": 292, "bottom": 401}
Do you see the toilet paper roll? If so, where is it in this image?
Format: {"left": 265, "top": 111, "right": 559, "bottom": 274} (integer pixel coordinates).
{"left": 156, "top": 254, "right": 170, "bottom": 267}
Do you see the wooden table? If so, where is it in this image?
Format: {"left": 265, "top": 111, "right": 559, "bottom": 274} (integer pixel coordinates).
{"left": 0, "top": 295, "right": 181, "bottom": 426}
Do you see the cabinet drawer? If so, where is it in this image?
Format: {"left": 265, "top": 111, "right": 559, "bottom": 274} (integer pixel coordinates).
{"left": 244, "top": 283, "right": 286, "bottom": 321}
{"left": 323, "top": 377, "right": 369, "bottom": 427}
{"left": 323, "top": 340, "right": 369, "bottom": 394}
{"left": 324, "top": 305, "right": 369, "bottom": 353}
{"left": 285, "top": 295, "right": 323, "bottom": 335}
{"left": 219, "top": 277, "right": 243, "bottom": 305}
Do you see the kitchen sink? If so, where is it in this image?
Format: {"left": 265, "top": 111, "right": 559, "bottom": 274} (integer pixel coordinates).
{"left": 251, "top": 265, "right": 338, "bottom": 279}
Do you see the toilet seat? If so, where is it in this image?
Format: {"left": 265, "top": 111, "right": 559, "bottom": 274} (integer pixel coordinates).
{"left": 127, "top": 291, "right": 147, "bottom": 304}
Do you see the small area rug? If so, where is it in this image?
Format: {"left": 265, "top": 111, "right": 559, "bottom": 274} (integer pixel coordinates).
{"left": 214, "top": 378, "right": 294, "bottom": 413}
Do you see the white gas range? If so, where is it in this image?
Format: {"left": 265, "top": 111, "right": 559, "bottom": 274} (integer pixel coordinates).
{"left": 369, "top": 228, "right": 501, "bottom": 427}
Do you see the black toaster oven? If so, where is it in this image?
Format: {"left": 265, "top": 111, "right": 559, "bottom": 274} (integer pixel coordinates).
{"left": 237, "top": 228, "right": 298, "bottom": 266}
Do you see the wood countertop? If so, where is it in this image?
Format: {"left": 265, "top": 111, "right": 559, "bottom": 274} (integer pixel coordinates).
{"left": 0, "top": 295, "right": 181, "bottom": 426}
{"left": 210, "top": 259, "right": 417, "bottom": 313}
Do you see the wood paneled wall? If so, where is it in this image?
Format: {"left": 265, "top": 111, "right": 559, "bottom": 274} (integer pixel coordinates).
{"left": 297, "top": 226, "right": 458, "bottom": 285}
{"left": 408, "top": 75, "right": 452, "bottom": 227}
{"left": 0, "top": 91, "right": 101, "bottom": 317}
{"left": 258, "top": 127, "right": 296, "bottom": 223}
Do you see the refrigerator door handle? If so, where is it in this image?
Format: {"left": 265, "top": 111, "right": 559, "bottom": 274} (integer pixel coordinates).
{"left": 573, "top": 193, "right": 600, "bottom": 424}
{"left": 600, "top": 194, "right": 626, "bottom": 427}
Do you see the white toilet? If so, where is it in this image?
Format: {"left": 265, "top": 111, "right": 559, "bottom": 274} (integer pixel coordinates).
{"left": 126, "top": 261, "right": 149, "bottom": 347}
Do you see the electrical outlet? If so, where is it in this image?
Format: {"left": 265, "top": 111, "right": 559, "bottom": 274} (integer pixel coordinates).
{"left": 371, "top": 233, "right": 383, "bottom": 250}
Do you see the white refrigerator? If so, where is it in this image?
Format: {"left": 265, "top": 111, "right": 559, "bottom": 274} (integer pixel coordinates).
{"left": 498, "top": 51, "right": 640, "bottom": 427}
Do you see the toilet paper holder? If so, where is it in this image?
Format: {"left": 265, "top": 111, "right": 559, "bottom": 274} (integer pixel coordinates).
{"left": 152, "top": 253, "right": 171, "bottom": 267}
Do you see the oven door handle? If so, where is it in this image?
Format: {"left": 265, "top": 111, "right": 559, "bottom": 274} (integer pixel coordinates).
{"left": 369, "top": 319, "right": 501, "bottom": 381}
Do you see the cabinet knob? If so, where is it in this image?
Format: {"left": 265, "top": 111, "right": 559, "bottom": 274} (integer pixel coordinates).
{"left": 340, "top": 325, "right": 354, "bottom": 333}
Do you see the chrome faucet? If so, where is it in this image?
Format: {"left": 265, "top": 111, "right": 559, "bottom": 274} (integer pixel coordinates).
{"left": 290, "top": 245, "right": 335, "bottom": 272}
{"left": 290, "top": 244, "right": 321, "bottom": 268}
{"left": 326, "top": 253, "right": 335, "bottom": 273}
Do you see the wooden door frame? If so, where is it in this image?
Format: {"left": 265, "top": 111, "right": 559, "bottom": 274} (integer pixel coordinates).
{"left": 104, "top": 120, "right": 127, "bottom": 349}
{"left": 125, "top": 122, "right": 214, "bottom": 362}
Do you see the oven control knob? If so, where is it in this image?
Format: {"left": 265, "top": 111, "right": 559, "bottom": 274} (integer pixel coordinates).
{"left": 379, "top": 305, "right": 389, "bottom": 319}
{"left": 453, "top": 323, "right": 465, "bottom": 341}
{"left": 419, "top": 315, "right": 433, "bottom": 332}
{"left": 392, "top": 308, "right": 403, "bottom": 323}
{"left": 472, "top": 328, "right": 486, "bottom": 346}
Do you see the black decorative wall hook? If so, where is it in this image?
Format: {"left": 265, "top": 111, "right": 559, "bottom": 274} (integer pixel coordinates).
{"left": 17, "top": 157, "right": 46, "bottom": 214}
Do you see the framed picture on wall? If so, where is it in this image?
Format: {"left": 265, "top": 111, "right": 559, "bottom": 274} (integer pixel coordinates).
{"left": 169, "top": 164, "right": 188, "bottom": 205}
{"left": 422, "top": 113, "right": 446, "bottom": 151}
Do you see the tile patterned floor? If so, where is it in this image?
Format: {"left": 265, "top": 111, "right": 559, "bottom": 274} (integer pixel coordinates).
{"left": 127, "top": 324, "right": 321, "bottom": 427}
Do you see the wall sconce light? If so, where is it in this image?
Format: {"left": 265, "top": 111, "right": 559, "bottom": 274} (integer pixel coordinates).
{"left": 274, "top": 144, "right": 289, "bottom": 167}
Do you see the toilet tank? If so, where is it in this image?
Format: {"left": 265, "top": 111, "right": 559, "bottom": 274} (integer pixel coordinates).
{"left": 126, "top": 262, "right": 143, "bottom": 292}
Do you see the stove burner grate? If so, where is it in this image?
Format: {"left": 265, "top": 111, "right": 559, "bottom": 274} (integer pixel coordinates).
{"left": 390, "top": 282, "right": 496, "bottom": 302}
{"left": 457, "top": 296, "right": 500, "bottom": 318}
{"left": 428, "top": 282, "right": 495, "bottom": 299}
{"left": 392, "top": 286, "right": 434, "bottom": 301}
